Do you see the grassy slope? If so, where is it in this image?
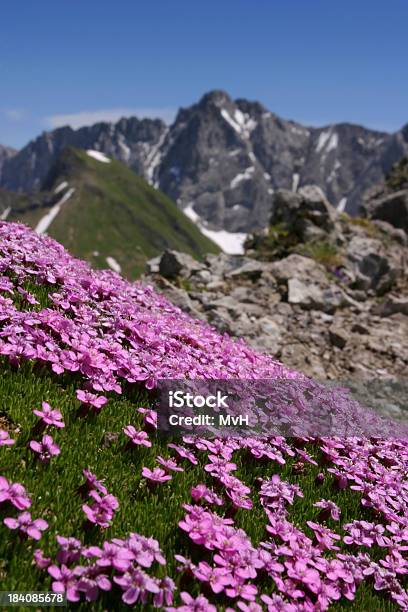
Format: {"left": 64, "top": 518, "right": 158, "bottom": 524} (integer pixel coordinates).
{"left": 0, "top": 284, "right": 398, "bottom": 611}
{"left": 7, "top": 148, "right": 219, "bottom": 278}
{"left": 0, "top": 189, "right": 30, "bottom": 214}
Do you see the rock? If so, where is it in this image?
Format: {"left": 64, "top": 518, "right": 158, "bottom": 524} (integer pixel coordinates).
{"left": 158, "top": 250, "right": 204, "bottom": 279}
{"left": 329, "top": 325, "right": 348, "bottom": 349}
{"left": 374, "top": 295, "right": 408, "bottom": 317}
{"left": 145, "top": 255, "right": 161, "bottom": 274}
{"left": 364, "top": 189, "right": 408, "bottom": 233}
{"left": 372, "top": 220, "right": 408, "bottom": 246}
{"left": 227, "top": 260, "right": 270, "bottom": 280}
{"left": 270, "top": 254, "right": 328, "bottom": 285}
{"left": 346, "top": 236, "right": 397, "bottom": 293}
{"left": 289, "top": 282, "right": 348, "bottom": 314}
{"left": 205, "top": 253, "right": 253, "bottom": 277}
{"left": 270, "top": 186, "right": 337, "bottom": 242}
{"left": 150, "top": 277, "right": 204, "bottom": 318}
{"left": 288, "top": 278, "right": 323, "bottom": 308}
{"left": 298, "top": 185, "right": 337, "bottom": 230}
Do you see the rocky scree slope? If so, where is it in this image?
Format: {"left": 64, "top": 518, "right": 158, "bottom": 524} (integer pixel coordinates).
{"left": 144, "top": 186, "right": 408, "bottom": 402}
{"left": 1, "top": 91, "right": 408, "bottom": 232}
{"left": 1, "top": 147, "right": 219, "bottom": 278}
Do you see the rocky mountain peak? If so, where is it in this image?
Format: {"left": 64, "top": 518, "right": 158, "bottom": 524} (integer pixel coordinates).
{"left": 1, "top": 91, "right": 407, "bottom": 234}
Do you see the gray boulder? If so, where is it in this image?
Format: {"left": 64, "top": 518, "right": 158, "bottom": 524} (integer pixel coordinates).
{"left": 364, "top": 190, "right": 408, "bottom": 234}
{"left": 158, "top": 250, "right": 204, "bottom": 279}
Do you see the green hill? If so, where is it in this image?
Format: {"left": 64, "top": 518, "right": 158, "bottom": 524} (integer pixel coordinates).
{"left": 5, "top": 147, "right": 219, "bottom": 278}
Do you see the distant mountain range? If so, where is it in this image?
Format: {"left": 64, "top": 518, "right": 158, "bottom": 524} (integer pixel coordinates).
{"left": 0, "top": 148, "right": 219, "bottom": 277}
{"left": 1, "top": 90, "right": 408, "bottom": 233}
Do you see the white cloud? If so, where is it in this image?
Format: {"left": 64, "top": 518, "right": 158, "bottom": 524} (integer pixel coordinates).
{"left": 45, "top": 107, "right": 177, "bottom": 130}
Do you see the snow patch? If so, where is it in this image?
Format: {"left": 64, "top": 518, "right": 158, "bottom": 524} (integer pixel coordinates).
{"left": 0, "top": 207, "right": 11, "bottom": 221}
{"left": 292, "top": 173, "right": 300, "bottom": 192}
{"left": 316, "top": 130, "right": 331, "bottom": 153}
{"left": 86, "top": 150, "right": 111, "bottom": 163}
{"left": 199, "top": 228, "right": 247, "bottom": 255}
{"left": 326, "top": 132, "right": 338, "bottom": 152}
{"left": 145, "top": 128, "right": 169, "bottom": 186}
{"left": 337, "top": 197, "right": 347, "bottom": 213}
{"left": 118, "top": 136, "right": 131, "bottom": 162}
{"left": 106, "top": 256, "right": 122, "bottom": 274}
{"left": 183, "top": 203, "right": 247, "bottom": 254}
{"left": 35, "top": 188, "right": 75, "bottom": 235}
{"left": 230, "top": 166, "right": 255, "bottom": 189}
{"left": 220, "top": 108, "right": 257, "bottom": 139}
{"left": 54, "top": 181, "right": 68, "bottom": 195}
{"left": 327, "top": 160, "right": 342, "bottom": 183}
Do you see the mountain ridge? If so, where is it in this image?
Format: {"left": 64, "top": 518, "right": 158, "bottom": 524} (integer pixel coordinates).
{"left": 1, "top": 91, "right": 407, "bottom": 231}
{"left": 3, "top": 147, "right": 219, "bottom": 277}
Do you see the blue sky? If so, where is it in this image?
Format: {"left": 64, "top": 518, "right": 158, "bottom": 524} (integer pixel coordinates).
{"left": 1, "top": 0, "right": 407, "bottom": 148}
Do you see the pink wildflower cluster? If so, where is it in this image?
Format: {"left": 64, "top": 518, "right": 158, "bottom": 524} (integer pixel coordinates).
{"left": 1, "top": 224, "right": 408, "bottom": 609}
{"left": 1, "top": 477, "right": 47, "bottom": 541}
{"left": 35, "top": 531, "right": 174, "bottom": 605}
{"left": 80, "top": 470, "right": 119, "bottom": 528}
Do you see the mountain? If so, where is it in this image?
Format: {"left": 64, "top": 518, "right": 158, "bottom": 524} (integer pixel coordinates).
{"left": 0, "top": 144, "right": 16, "bottom": 177}
{"left": 1, "top": 91, "right": 408, "bottom": 231}
{"left": 5, "top": 147, "right": 219, "bottom": 278}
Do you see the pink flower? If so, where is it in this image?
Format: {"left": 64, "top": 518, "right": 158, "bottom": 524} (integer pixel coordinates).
{"left": 142, "top": 467, "right": 172, "bottom": 484}
{"left": 33, "top": 401, "right": 65, "bottom": 428}
{"left": 76, "top": 389, "right": 108, "bottom": 411}
{"left": 56, "top": 536, "right": 82, "bottom": 565}
{"left": 0, "top": 429, "right": 15, "bottom": 445}
{"left": 4, "top": 511, "right": 48, "bottom": 540}
{"left": 79, "top": 469, "right": 108, "bottom": 496}
{"left": 0, "top": 477, "right": 32, "bottom": 509}
{"left": 168, "top": 444, "right": 197, "bottom": 465}
{"left": 191, "top": 484, "right": 223, "bottom": 506}
{"left": 171, "top": 591, "right": 217, "bottom": 612}
{"left": 34, "top": 548, "right": 51, "bottom": 569}
{"left": 193, "top": 561, "right": 231, "bottom": 593}
{"left": 30, "top": 434, "right": 60, "bottom": 462}
{"left": 314, "top": 498, "right": 341, "bottom": 521}
{"left": 82, "top": 491, "right": 119, "bottom": 528}
{"left": 113, "top": 566, "right": 159, "bottom": 605}
{"left": 156, "top": 456, "right": 184, "bottom": 472}
{"left": 137, "top": 407, "right": 157, "bottom": 431}
{"left": 123, "top": 426, "right": 151, "bottom": 447}
{"left": 84, "top": 541, "right": 134, "bottom": 572}
{"left": 48, "top": 564, "right": 80, "bottom": 602}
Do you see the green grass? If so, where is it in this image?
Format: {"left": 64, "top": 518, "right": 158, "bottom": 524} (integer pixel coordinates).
{"left": 7, "top": 148, "right": 219, "bottom": 279}
{"left": 297, "top": 240, "right": 344, "bottom": 269}
{"left": 0, "top": 359, "right": 400, "bottom": 611}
